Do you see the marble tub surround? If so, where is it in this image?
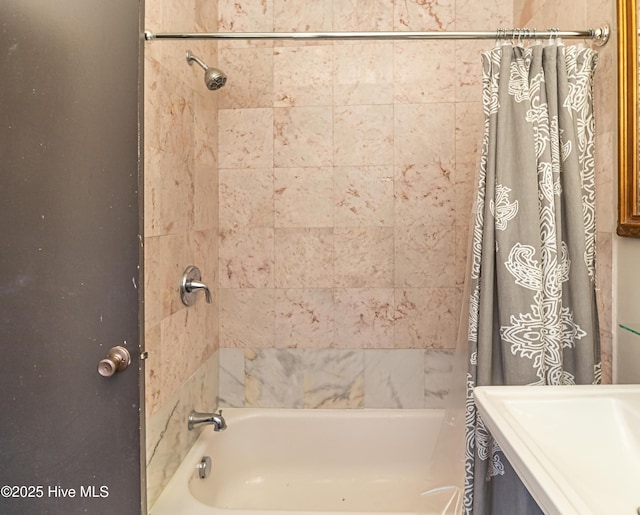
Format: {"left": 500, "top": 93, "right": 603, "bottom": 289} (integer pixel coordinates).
{"left": 218, "top": 348, "right": 454, "bottom": 409}
{"left": 147, "top": 352, "right": 219, "bottom": 507}
{"left": 215, "top": 0, "right": 614, "bottom": 387}
{"left": 144, "top": 0, "right": 221, "bottom": 421}
{"left": 144, "top": 0, "right": 221, "bottom": 506}
{"left": 215, "top": 0, "right": 491, "bottom": 382}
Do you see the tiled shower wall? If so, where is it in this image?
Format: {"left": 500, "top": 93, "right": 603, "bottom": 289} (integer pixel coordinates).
{"left": 144, "top": 0, "right": 221, "bottom": 505}
{"left": 215, "top": 0, "right": 616, "bottom": 408}
{"left": 214, "top": 0, "right": 514, "bottom": 408}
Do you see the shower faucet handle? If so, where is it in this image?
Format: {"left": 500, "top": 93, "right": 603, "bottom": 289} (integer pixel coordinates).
{"left": 180, "top": 266, "right": 212, "bottom": 306}
{"left": 187, "top": 279, "right": 212, "bottom": 303}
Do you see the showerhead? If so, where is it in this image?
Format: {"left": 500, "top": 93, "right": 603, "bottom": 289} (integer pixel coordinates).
{"left": 186, "top": 51, "right": 227, "bottom": 91}
{"left": 203, "top": 68, "right": 227, "bottom": 91}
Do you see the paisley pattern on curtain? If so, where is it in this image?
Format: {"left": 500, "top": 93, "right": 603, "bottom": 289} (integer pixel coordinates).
{"left": 463, "top": 43, "right": 601, "bottom": 515}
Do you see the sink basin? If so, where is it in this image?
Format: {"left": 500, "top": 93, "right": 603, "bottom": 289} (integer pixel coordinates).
{"left": 474, "top": 385, "right": 640, "bottom": 515}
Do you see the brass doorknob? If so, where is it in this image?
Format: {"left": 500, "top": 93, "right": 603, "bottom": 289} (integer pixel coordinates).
{"left": 98, "top": 346, "right": 131, "bottom": 377}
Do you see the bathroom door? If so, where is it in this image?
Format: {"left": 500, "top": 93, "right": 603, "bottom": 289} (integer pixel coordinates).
{"left": 0, "top": 1, "right": 144, "bottom": 515}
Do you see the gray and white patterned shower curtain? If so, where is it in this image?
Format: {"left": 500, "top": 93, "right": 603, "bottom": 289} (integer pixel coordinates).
{"left": 462, "top": 43, "right": 601, "bottom": 514}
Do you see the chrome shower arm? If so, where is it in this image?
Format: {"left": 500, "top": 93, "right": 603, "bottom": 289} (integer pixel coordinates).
{"left": 186, "top": 51, "right": 207, "bottom": 71}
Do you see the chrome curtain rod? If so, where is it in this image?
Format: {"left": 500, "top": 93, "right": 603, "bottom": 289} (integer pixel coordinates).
{"left": 144, "top": 26, "right": 610, "bottom": 46}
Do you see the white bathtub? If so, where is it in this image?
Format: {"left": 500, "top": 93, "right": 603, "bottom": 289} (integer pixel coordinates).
{"left": 149, "top": 408, "right": 461, "bottom": 515}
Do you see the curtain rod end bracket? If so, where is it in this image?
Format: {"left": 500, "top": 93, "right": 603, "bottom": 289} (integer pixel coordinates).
{"left": 144, "top": 31, "right": 156, "bottom": 41}
{"left": 592, "top": 25, "right": 610, "bottom": 46}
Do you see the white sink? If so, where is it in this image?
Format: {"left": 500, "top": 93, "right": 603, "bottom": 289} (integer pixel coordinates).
{"left": 474, "top": 385, "right": 640, "bottom": 515}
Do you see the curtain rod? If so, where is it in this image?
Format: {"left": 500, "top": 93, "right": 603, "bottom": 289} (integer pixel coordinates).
{"left": 144, "top": 26, "right": 610, "bottom": 46}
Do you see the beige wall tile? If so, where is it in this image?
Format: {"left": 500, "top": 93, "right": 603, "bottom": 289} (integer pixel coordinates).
{"left": 274, "top": 228, "right": 334, "bottom": 288}
{"left": 333, "top": 43, "right": 394, "bottom": 106}
{"left": 334, "top": 166, "right": 394, "bottom": 227}
{"left": 334, "top": 105, "right": 394, "bottom": 166}
{"left": 219, "top": 288, "right": 275, "bottom": 348}
{"left": 394, "top": 164, "right": 455, "bottom": 226}
{"left": 274, "top": 0, "right": 333, "bottom": 31}
{"left": 273, "top": 46, "right": 334, "bottom": 107}
{"left": 217, "top": 47, "right": 274, "bottom": 109}
{"left": 455, "top": 102, "right": 484, "bottom": 168}
{"left": 455, "top": 225, "right": 471, "bottom": 288}
{"left": 145, "top": 57, "right": 195, "bottom": 155}
{"left": 393, "top": 0, "right": 455, "bottom": 31}
{"left": 144, "top": 323, "right": 163, "bottom": 418}
{"left": 333, "top": 0, "right": 393, "bottom": 31}
{"left": 456, "top": 0, "right": 512, "bottom": 28}
{"left": 395, "top": 226, "right": 456, "bottom": 288}
{"left": 274, "top": 107, "right": 333, "bottom": 167}
{"left": 274, "top": 167, "right": 334, "bottom": 227}
{"left": 454, "top": 41, "right": 486, "bottom": 103}
{"left": 159, "top": 0, "right": 195, "bottom": 31}
{"left": 219, "top": 168, "right": 274, "bottom": 229}
{"left": 194, "top": 162, "right": 219, "bottom": 231}
{"left": 195, "top": 0, "right": 217, "bottom": 31}
{"left": 219, "top": 227, "right": 275, "bottom": 288}
{"left": 454, "top": 102, "right": 483, "bottom": 225}
{"left": 218, "top": 108, "right": 274, "bottom": 168}
{"left": 159, "top": 306, "right": 208, "bottom": 396}
{"left": 394, "top": 103, "right": 455, "bottom": 166}
{"left": 144, "top": 149, "right": 195, "bottom": 237}
{"left": 218, "top": 0, "right": 273, "bottom": 32}
{"left": 194, "top": 89, "right": 219, "bottom": 165}
{"left": 333, "top": 288, "right": 395, "bottom": 348}
{"left": 144, "top": 233, "right": 195, "bottom": 327}
{"left": 394, "top": 288, "right": 460, "bottom": 349}
{"left": 145, "top": 0, "right": 162, "bottom": 30}
{"left": 393, "top": 41, "right": 456, "bottom": 104}
{"left": 334, "top": 227, "right": 394, "bottom": 287}
{"left": 275, "top": 288, "right": 335, "bottom": 348}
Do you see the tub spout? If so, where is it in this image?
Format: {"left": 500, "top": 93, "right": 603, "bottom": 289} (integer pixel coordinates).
{"left": 188, "top": 410, "right": 227, "bottom": 431}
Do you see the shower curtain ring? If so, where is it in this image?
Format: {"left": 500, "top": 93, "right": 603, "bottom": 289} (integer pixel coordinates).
{"left": 498, "top": 28, "right": 507, "bottom": 45}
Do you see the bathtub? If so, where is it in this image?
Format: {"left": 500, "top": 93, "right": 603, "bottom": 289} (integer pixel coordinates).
{"left": 149, "top": 408, "right": 461, "bottom": 515}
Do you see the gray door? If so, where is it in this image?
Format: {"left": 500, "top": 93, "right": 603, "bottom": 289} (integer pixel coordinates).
{"left": 0, "top": 1, "right": 144, "bottom": 514}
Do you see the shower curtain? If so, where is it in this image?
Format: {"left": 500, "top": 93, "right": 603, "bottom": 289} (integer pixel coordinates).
{"left": 462, "top": 42, "right": 601, "bottom": 514}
